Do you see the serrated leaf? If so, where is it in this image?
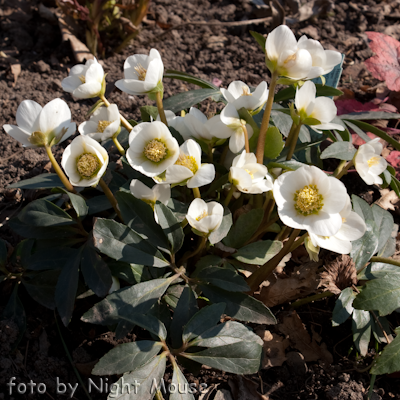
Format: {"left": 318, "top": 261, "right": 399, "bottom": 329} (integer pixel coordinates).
{"left": 170, "top": 364, "right": 195, "bottom": 400}
{"left": 332, "top": 287, "right": 356, "bottom": 327}
{"left": 371, "top": 204, "right": 394, "bottom": 254}
{"left": 223, "top": 209, "right": 264, "bottom": 249}
{"left": 182, "top": 303, "right": 226, "bottom": 344}
{"left": 120, "top": 314, "right": 167, "bottom": 341}
{"left": 352, "top": 309, "right": 371, "bottom": 356}
{"left": 370, "top": 327, "right": 400, "bottom": 375}
{"left": 8, "top": 173, "right": 62, "bottom": 189}
{"left": 163, "top": 89, "right": 221, "bottom": 114}
{"left": 320, "top": 141, "right": 356, "bottom": 160}
{"left": 353, "top": 274, "right": 400, "bottom": 316}
{"left": 155, "top": 203, "right": 184, "bottom": 254}
{"left": 182, "top": 341, "right": 262, "bottom": 374}
{"left": 200, "top": 284, "right": 276, "bottom": 324}
{"left": 93, "top": 218, "right": 169, "bottom": 268}
{"left": 233, "top": 240, "right": 282, "bottom": 265}
{"left": 208, "top": 207, "right": 232, "bottom": 245}
{"left": 93, "top": 341, "right": 162, "bottom": 376}
{"left": 108, "top": 354, "right": 167, "bottom": 400}
{"left": 350, "top": 220, "right": 379, "bottom": 270}
{"left": 189, "top": 320, "right": 263, "bottom": 348}
{"left": 82, "top": 278, "right": 172, "bottom": 325}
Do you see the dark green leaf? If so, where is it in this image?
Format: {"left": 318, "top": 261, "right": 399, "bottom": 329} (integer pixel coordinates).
{"left": 370, "top": 327, "right": 400, "bottom": 375}
{"left": 8, "top": 173, "right": 62, "bottom": 189}
{"left": 358, "top": 262, "right": 400, "bottom": 280}
{"left": 200, "top": 284, "right": 276, "bottom": 324}
{"left": 340, "top": 112, "right": 400, "bottom": 121}
{"left": 163, "top": 89, "right": 221, "bottom": 114}
{"left": 164, "top": 70, "right": 218, "bottom": 90}
{"left": 11, "top": 238, "right": 34, "bottom": 268}
{"left": 155, "top": 203, "right": 184, "bottom": 254}
{"left": 108, "top": 261, "right": 141, "bottom": 284}
{"left": 183, "top": 341, "right": 262, "bottom": 374}
{"left": 344, "top": 120, "right": 372, "bottom": 143}
{"left": 182, "top": 303, "right": 226, "bottom": 344}
{"left": 195, "top": 266, "right": 249, "bottom": 292}
{"left": 120, "top": 314, "right": 167, "bottom": 340}
{"left": 81, "top": 278, "right": 173, "bottom": 325}
{"left": 66, "top": 192, "right": 88, "bottom": 219}
{"left": 26, "top": 247, "right": 76, "bottom": 270}
{"left": 250, "top": 31, "right": 266, "bottom": 53}
{"left": 208, "top": 207, "right": 232, "bottom": 245}
{"left": 274, "top": 85, "right": 343, "bottom": 103}
{"left": 371, "top": 204, "right": 394, "bottom": 254}
{"left": 167, "top": 198, "right": 189, "bottom": 222}
{"left": 93, "top": 218, "right": 169, "bottom": 268}
{"left": 332, "top": 287, "right": 356, "bottom": 327}
{"left": 264, "top": 126, "right": 284, "bottom": 159}
{"left": 351, "top": 195, "right": 373, "bottom": 221}
{"left": 93, "top": 341, "right": 163, "bottom": 376}
{"left": 233, "top": 240, "right": 282, "bottom": 265}
{"left": 350, "top": 220, "right": 379, "bottom": 270}
{"left": 86, "top": 195, "right": 112, "bottom": 215}
{"left": 371, "top": 314, "right": 392, "bottom": 344}
{"left": 170, "top": 364, "right": 195, "bottom": 400}
{"left": 352, "top": 309, "right": 371, "bottom": 356}
{"left": 0, "top": 239, "right": 7, "bottom": 268}
{"left": 141, "top": 106, "right": 159, "bottom": 122}
{"left": 164, "top": 284, "right": 184, "bottom": 309}
{"left": 320, "top": 141, "right": 356, "bottom": 160}
{"left": 223, "top": 209, "right": 264, "bottom": 249}
{"left": 353, "top": 274, "right": 400, "bottom": 316}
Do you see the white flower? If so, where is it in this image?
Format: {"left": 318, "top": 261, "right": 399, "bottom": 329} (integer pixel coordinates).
{"left": 273, "top": 165, "right": 348, "bottom": 236}
{"left": 220, "top": 81, "right": 269, "bottom": 112}
{"left": 265, "top": 25, "right": 313, "bottom": 80}
{"left": 183, "top": 107, "right": 214, "bottom": 141}
{"left": 162, "top": 139, "right": 215, "bottom": 188}
{"left": 126, "top": 121, "right": 179, "bottom": 177}
{"left": 207, "top": 104, "right": 253, "bottom": 153}
{"left": 309, "top": 196, "right": 366, "bottom": 254}
{"left": 295, "top": 81, "right": 345, "bottom": 133}
{"left": 229, "top": 151, "right": 273, "bottom": 194}
{"left": 298, "top": 36, "right": 342, "bottom": 79}
{"left": 61, "top": 135, "right": 109, "bottom": 187}
{"left": 3, "top": 99, "right": 75, "bottom": 147}
{"left": 156, "top": 110, "right": 190, "bottom": 139}
{"left": 130, "top": 179, "right": 171, "bottom": 223}
{"left": 78, "top": 104, "right": 120, "bottom": 142}
{"left": 115, "top": 49, "right": 163, "bottom": 95}
{"left": 186, "top": 198, "right": 224, "bottom": 236}
{"left": 108, "top": 277, "right": 120, "bottom": 294}
{"left": 355, "top": 138, "right": 387, "bottom": 185}
{"left": 62, "top": 58, "right": 105, "bottom": 99}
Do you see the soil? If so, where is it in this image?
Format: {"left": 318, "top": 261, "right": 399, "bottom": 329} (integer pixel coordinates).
{"left": 1, "top": 0, "right": 400, "bottom": 399}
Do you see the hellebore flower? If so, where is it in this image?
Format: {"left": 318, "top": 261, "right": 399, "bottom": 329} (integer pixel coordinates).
{"left": 61, "top": 135, "right": 109, "bottom": 187}
{"left": 308, "top": 195, "right": 366, "bottom": 254}
{"left": 126, "top": 121, "right": 179, "bottom": 177}
{"left": 298, "top": 36, "right": 342, "bottom": 79}
{"left": 115, "top": 49, "right": 164, "bottom": 96}
{"left": 3, "top": 98, "right": 75, "bottom": 147}
{"left": 220, "top": 81, "right": 269, "bottom": 113}
{"left": 229, "top": 150, "right": 273, "bottom": 194}
{"left": 354, "top": 138, "right": 387, "bottom": 185}
{"left": 273, "top": 165, "right": 348, "bottom": 236}
{"left": 78, "top": 104, "right": 120, "bottom": 142}
{"left": 295, "top": 81, "right": 345, "bottom": 133}
{"left": 161, "top": 139, "right": 215, "bottom": 188}
{"left": 265, "top": 25, "right": 313, "bottom": 80}
{"left": 62, "top": 58, "right": 105, "bottom": 99}
{"left": 183, "top": 107, "right": 214, "bottom": 141}
{"left": 207, "top": 104, "right": 253, "bottom": 153}
{"left": 186, "top": 198, "right": 224, "bottom": 236}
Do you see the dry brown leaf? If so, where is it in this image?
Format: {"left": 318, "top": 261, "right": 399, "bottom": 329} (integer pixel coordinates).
{"left": 256, "top": 262, "right": 320, "bottom": 307}
{"left": 256, "top": 329, "right": 289, "bottom": 369}
{"left": 319, "top": 254, "right": 357, "bottom": 295}
{"left": 228, "top": 376, "right": 268, "bottom": 400}
{"left": 278, "top": 311, "right": 333, "bottom": 364}
{"left": 375, "top": 189, "right": 400, "bottom": 211}
{"left": 11, "top": 64, "right": 21, "bottom": 87}
{"left": 214, "top": 389, "right": 233, "bottom": 400}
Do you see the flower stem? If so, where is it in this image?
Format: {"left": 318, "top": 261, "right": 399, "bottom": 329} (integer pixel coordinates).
{"left": 112, "top": 136, "right": 125, "bottom": 156}
{"left": 291, "top": 291, "right": 335, "bottom": 308}
{"left": 156, "top": 91, "right": 168, "bottom": 126}
{"left": 289, "top": 232, "right": 308, "bottom": 252}
{"left": 242, "top": 123, "right": 250, "bottom": 153}
{"left": 99, "top": 94, "right": 133, "bottom": 133}
{"left": 99, "top": 178, "right": 124, "bottom": 222}
{"left": 178, "top": 236, "right": 207, "bottom": 267}
{"left": 370, "top": 256, "right": 400, "bottom": 268}
{"left": 224, "top": 185, "right": 236, "bottom": 206}
{"left": 256, "top": 71, "right": 279, "bottom": 164}
{"left": 334, "top": 160, "right": 354, "bottom": 179}
{"left": 285, "top": 123, "right": 302, "bottom": 161}
{"left": 192, "top": 187, "right": 201, "bottom": 199}
{"left": 44, "top": 145, "right": 77, "bottom": 194}
{"left": 247, "top": 228, "right": 301, "bottom": 293}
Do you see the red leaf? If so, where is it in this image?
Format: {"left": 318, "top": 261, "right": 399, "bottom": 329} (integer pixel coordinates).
{"left": 365, "top": 32, "right": 400, "bottom": 91}
{"left": 335, "top": 99, "right": 379, "bottom": 115}
{"left": 386, "top": 150, "right": 400, "bottom": 168}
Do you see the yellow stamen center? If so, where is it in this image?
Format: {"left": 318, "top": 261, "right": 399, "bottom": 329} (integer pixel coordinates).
{"left": 134, "top": 64, "right": 147, "bottom": 81}
{"left": 77, "top": 153, "right": 100, "bottom": 179}
{"left": 342, "top": 217, "right": 347, "bottom": 223}
{"left": 367, "top": 156, "right": 381, "bottom": 167}
{"left": 284, "top": 53, "right": 297, "bottom": 65}
{"left": 175, "top": 154, "right": 198, "bottom": 174}
{"left": 196, "top": 210, "right": 208, "bottom": 221}
{"left": 144, "top": 140, "right": 167, "bottom": 163}
{"left": 142, "top": 199, "right": 155, "bottom": 210}
{"left": 79, "top": 75, "right": 86, "bottom": 84}
{"left": 294, "top": 184, "right": 324, "bottom": 216}
{"left": 242, "top": 86, "right": 252, "bottom": 96}
{"left": 245, "top": 169, "right": 254, "bottom": 179}
{"left": 97, "top": 120, "right": 112, "bottom": 133}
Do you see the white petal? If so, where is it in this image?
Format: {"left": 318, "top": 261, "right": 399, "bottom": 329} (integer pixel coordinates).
{"left": 124, "top": 54, "right": 149, "bottom": 79}
{"left": 220, "top": 103, "right": 240, "bottom": 126}
{"left": 39, "top": 98, "right": 72, "bottom": 135}
{"left": 62, "top": 76, "right": 82, "bottom": 93}
{"left": 145, "top": 58, "right": 163, "bottom": 86}
{"left": 188, "top": 164, "right": 215, "bottom": 188}
{"left": 165, "top": 165, "right": 193, "bottom": 184}
{"left": 205, "top": 116, "right": 233, "bottom": 139}
{"left": 306, "top": 211, "right": 342, "bottom": 236}
{"left": 311, "top": 97, "right": 337, "bottom": 124}
{"left": 73, "top": 82, "right": 102, "bottom": 99}
{"left": 229, "top": 130, "right": 245, "bottom": 153}
{"left": 282, "top": 49, "right": 313, "bottom": 79}
{"left": 69, "top": 63, "right": 87, "bottom": 77}
{"left": 79, "top": 121, "right": 99, "bottom": 136}
{"left": 3, "top": 125, "right": 36, "bottom": 147}
{"left": 16, "top": 100, "right": 42, "bottom": 133}
{"left": 321, "top": 177, "right": 347, "bottom": 214}
{"left": 312, "top": 235, "right": 352, "bottom": 254}
{"left": 130, "top": 179, "right": 154, "bottom": 199}
{"left": 336, "top": 211, "right": 366, "bottom": 241}
{"left": 153, "top": 183, "right": 171, "bottom": 204}
{"left": 188, "top": 198, "right": 207, "bottom": 219}
{"left": 85, "top": 61, "right": 104, "bottom": 83}
{"left": 295, "top": 81, "right": 315, "bottom": 113}
{"left": 230, "top": 167, "right": 252, "bottom": 190}
{"left": 221, "top": 88, "right": 236, "bottom": 103}
{"left": 266, "top": 25, "right": 297, "bottom": 61}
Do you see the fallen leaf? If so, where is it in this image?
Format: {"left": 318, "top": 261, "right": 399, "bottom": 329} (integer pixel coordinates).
{"left": 365, "top": 31, "right": 400, "bottom": 91}
{"left": 375, "top": 189, "right": 400, "bottom": 211}
{"left": 11, "top": 64, "right": 21, "bottom": 87}
{"left": 214, "top": 389, "right": 233, "bottom": 400}
{"left": 256, "top": 329, "right": 289, "bottom": 369}
{"left": 228, "top": 376, "right": 268, "bottom": 400}
{"left": 386, "top": 151, "right": 400, "bottom": 169}
{"left": 319, "top": 254, "right": 357, "bottom": 295}
{"left": 256, "top": 262, "right": 320, "bottom": 307}
{"left": 278, "top": 311, "right": 333, "bottom": 363}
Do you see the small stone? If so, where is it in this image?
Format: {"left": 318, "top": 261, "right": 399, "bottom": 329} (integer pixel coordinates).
{"left": 33, "top": 60, "right": 51, "bottom": 73}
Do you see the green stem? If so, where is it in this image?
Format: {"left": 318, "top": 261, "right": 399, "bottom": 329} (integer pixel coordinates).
{"left": 247, "top": 228, "right": 301, "bottom": 293}
{"left": 99, "top": 94, "right": 133, "bottom": 133}
{"left": 224, "top": 185, "right": 236, "bottom": 207}
{"left": 367, "top": 375, "right": 377, "bottom": 400}
{"left": 284, "top": 122, "right": 298, "bottom": 149}
{"left": 256, "top": 71, "right": 279, "bottom": 164}
{"left": 45, "top": 145, "right": 77, "bottom": 194}
{"left": 289, "top": 232, "right": 308, "bottom": 253}
{"left": 192, "top": 187, "right": 201, "bottom": 199}
{"left": 112, "top": 136, "right": 125, "bottom": 156}
{"left": 291, "top": 291, "right": 335, "bottom": 308}
{"left": 370, "top": 256, "right": 400, "bottom": 268}
{"left": 99, "top": 178, "right": 124, "bottom": 222}
{"left": 286, "top": 123, "right": 302, "bottom": 161}
{"left": 242, "top": 123, "right": 250, "bottom": 153}
{"left": 334, "top": 160, "right": 354, "bottom": 180}
{"left": 156, "top": 91, "right": 168, "bottom": 126}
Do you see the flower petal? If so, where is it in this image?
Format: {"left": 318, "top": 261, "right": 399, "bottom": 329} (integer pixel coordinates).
{"left": 188, "top": 164, "right": 215, "bottom": 188}
{"left": 3, "top": 125, "right": 36, "bottom": 147}
{"left": 16, "top": 100, "right": 42, "bottom": 133}
{"left": 39, "top": 98, "right": 72, "bottom": 135}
